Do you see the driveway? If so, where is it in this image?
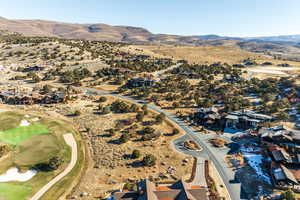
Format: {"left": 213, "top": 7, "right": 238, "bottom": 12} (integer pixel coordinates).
{"left": 191, "top": 157, "right": 207, "bottom": 187}
{"left": 152, "top": 63, "right": 181, "bottom": 78}
{"left": 30, "top": 133, "right": 78, "bottom": 200}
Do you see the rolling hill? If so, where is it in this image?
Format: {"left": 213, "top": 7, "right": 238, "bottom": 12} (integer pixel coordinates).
{"left": 1, "top": 17, "right": 300, "bottom": 62}
{"left": 1, "top": 17, "right": 300, "bottom": 45}
{"left": 0, "top": 17, "right": 202, "bottom": 45}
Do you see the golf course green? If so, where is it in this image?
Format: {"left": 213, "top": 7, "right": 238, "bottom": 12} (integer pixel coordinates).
{"left": 0, "top": 123, "right": 50, "bottom": 146}
{"left": 0, "top": 183, "right": 32, "bottom": 200}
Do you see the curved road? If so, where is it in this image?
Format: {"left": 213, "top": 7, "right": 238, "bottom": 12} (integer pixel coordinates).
{"left": 30, "top": 133, "right": 78, "bottom": 200}
{"left": 24, "top": 81, "right": 240, "bottom": 200}
{"left": 83, "top": 88, "right": 241, "bottom": 200}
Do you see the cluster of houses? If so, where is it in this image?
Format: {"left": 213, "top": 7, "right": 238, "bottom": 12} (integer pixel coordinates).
{"left": 194, "top": 108, "right": 273, "bottom": 132}
{"left": 258, "top": 126, "right": 300, "bottom": 188}
{"left": 0, "top": 90, "right": 67, "bottom": 105}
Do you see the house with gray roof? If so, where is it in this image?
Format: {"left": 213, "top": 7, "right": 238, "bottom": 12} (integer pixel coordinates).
{"left": 225, "top": 110, "right": 272, "bottom": 131}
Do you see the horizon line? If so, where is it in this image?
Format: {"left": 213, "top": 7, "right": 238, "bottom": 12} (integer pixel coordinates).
{"left": 1, "top": 16, "right": 299, "bottom": 38}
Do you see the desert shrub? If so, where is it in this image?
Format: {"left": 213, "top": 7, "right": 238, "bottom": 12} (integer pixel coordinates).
{"left": 74, "top": 110, "right": 81, "bottom": 116}
{"left": 136, "top": 112, "right": 144, "bottom": 122}
{"left": 98, "top": 96, "right": 107, "bottom": 103}
{"left": 120, "top": 133, "right": 130, "bottom": 143}
{"left": 155, "top": 113, "right": 166, "bottom": 124}
{"left": 142, "top": 154, "right": 157, "bottom": 167}
{"left": 102, "top": 106, "right": 111, "bottom": 114}
{"left": 111, "top": 100, "right": 131, "bottom": 113}
{"left": 172, "top": 128, "right": 180, "bottom": 135}
{"left": 132, "top": 149, "right": 141, "bottom": 159}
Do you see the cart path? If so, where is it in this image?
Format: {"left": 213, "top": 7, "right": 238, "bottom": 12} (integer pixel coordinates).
{"left": 30, "top": 133, "right": 77, "bottom": 200}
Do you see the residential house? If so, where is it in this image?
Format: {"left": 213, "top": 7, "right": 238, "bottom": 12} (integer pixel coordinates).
{"left": 194, "top": 107, "right": 221, "bottom": 129}
{"left": 271, "top": 163, "right": 299, "bottom": 185}
{"left": 114, "top": 179, "right": 209, "bottom": 200}
{"left": 126, "top": 77, "right": 156, "bottom": 88}
{"left": 260, "top": 126, "right": 300, "bottom": 145}
{"left": 225, "top": 110, "right": 272, "bottom": 130}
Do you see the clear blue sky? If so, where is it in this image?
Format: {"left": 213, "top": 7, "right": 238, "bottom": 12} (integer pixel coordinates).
{"left": 1, "top": 0, "right": 300, "bottom": 37}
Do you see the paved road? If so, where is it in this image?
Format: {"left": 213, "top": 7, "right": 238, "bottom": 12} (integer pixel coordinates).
{"left": 30, "top": 133, "right": 78, "bottom": 200}
{"left": 148, "top": 104, "right": 240, "bottom": 200}
{"left": 81, "top": 88, "right": 241, "bottom": 200}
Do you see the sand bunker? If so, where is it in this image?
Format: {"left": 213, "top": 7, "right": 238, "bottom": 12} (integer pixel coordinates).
{"left": 31, "top": 117, "right": 40, "bottom": 122}
{"left": 0, "top": 168, "right": 37, "bottom": 182}
{"left": 20, "top": 120, "right": 30, "bottom": 127}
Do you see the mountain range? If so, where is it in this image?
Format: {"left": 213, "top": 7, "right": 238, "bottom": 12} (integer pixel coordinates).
{"left": 1, "top": 17, "right": 300, "bottom": 45}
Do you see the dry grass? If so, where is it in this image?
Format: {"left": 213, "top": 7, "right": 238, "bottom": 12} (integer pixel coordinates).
{"left": 121, "top": 44, "right": 266, "bottom": 64}
{"left": 122, "top": 44, "right": 300, "bottom": 67}
{"left": 122, "top": 44, "right": 300, "bottom": 79}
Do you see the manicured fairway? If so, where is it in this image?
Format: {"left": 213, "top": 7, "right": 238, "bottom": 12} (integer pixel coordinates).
{"left": 0, "top": 183, "right": 32, "bottom": 200}
{"left": 0, "top": 124, "right": 50, "bottom": 146}
{"left": 0, "top": 111, "right": 81, "bottom": 200}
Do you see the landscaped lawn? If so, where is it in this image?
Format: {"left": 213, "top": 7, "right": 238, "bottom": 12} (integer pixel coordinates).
{"left": 0, "top": 123, "right": 50, "bottom": 145}
{"left": 0, "top": 183, "right": 32, "bottom": 200}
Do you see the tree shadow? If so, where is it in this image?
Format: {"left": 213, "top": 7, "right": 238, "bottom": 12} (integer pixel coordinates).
{"left": 98, "top": 133, "right": 112, "bottom": 138}
{"left": 93, "top": 111, "right": 103, "bottom": 115}
{"left": 226, "top": 142, "right": 240, "bottom": 155}
{"left": 164, "top": 133, "right": 174, "bottom": 137}
{"left": 34, "top": 163, "right": 53, "bottom": 172}
{"left": 142, "top": 120, "right": 155, "bottom": 126}
{"left": 123, "top": 154, "right": 133, "bottom": 160}
{"left": 126, "top": 160, "right": 143, "bottom": 168}
{"left": 65, "top": 113, "right": 77, "bottom": 117}
{"left": 107, "top": 139, "right": 121, "bottom": 144}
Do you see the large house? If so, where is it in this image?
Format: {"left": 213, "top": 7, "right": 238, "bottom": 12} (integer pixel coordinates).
{"left": 259, "top": 125, "right": 300, "bottom": 145}
{"left": 114, "top": 179, "right": 209, "bottom": 200}
{"left": 126, "top": 78, "right": 156, "bottom": 88}
{"left": 225, "top": 110, "right": 272, "bottom": 130}
{"left": 194, "top": 107, "right": 221, "bottom": 129}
